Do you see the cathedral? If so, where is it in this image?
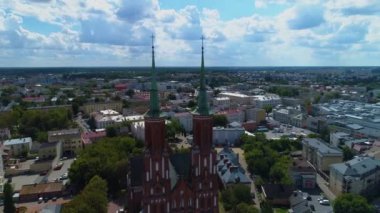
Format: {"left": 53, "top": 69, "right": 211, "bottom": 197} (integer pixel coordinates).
{"left": 127, "top": 37, "right": 219, "bottom": 213}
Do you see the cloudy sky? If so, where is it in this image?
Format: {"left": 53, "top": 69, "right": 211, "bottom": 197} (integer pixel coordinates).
{"left": 1, "top": 0, "right": 380, "bottom": 67}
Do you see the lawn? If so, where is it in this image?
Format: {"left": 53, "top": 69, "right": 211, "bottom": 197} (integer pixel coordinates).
{"left": 275, "top": 208, "right": 288, "bottom": 213}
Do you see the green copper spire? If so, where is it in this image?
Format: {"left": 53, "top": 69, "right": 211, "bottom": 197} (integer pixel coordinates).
{"left": 148, "top": 34, "right": 160, "bottom": 118}
{"left": 197, "top": 36, "right": 209, "bottom": 116}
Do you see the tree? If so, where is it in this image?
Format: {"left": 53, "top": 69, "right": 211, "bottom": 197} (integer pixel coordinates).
{"left": 334, "top": 193, "right": 375, "bottom": 213}
{"left": 167, "top": 93, "right": 176, "bottom": 100}
{"left": 260, "top": 201, "right": 274, "bottom": 213}
{"left": 236, "top": 203, "right": 259, "bottom": 213}
{"left": 187, "top": 100, "right": 197, "bottom": 108}
{"left": 106, "top": 126, "right": 118, "bottom": 137}
{"left": 212, "top": 114, "right": 228, "bottom": 127}
{"left": 63, "top": 175, "right": 108, "bottom": 213}
{"left": 126, "top": 89, "right": 135, "bottom": 98}
{"left": 69, "top": 137, "right": 142, "bottom": 194}
{"left": 263, "top": 105, "right": 273, "bottom": 114}
{"left": 4, "top": 182, "right": 16, "bottom": 213}
{"left": 87, "top": 116, "right": 96, "bottom": 130}
{"left": 221, "top": 184, "right": 252, "bottom": 211}
{"left": 342, "top": 146, "right": 354, "bottom": 161}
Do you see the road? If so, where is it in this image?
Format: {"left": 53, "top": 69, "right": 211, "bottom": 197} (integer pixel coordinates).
{"left": 316, "top": 173, "right": 336, "bottom": 201}
{"left": 47, "top": 158, "right": 75, "bottom": 182}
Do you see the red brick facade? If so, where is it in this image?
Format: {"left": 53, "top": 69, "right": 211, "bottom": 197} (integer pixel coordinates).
{"left": 127, "top": 115, "right": 219, "bottom": 213}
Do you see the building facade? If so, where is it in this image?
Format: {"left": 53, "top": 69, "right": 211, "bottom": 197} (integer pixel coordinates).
{"left": 302, "top": 138, "right": 343, "bottom": 173}
{"left": 127, "top": 38, "right": 219, "bottom": 213}
{"left": 48, "top": 128, "right": 81, "bottom": 155}
{"left": 3, "top": 137, "right": 32, "bottom": 157}
{"left": 329, "top": 156, "right": 380, "bottom": 196}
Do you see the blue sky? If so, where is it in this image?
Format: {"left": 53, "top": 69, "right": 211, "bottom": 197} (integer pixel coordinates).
{"left": 1, "top": 0, "right": 380, "bottom": 67}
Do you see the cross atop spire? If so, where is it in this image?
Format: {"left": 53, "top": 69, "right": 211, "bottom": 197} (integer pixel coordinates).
{"left": 196, "top": 35, "right": 209, "bottom": 116}
{"left": 148, "top": 34, "right": 160, "bottom": 118}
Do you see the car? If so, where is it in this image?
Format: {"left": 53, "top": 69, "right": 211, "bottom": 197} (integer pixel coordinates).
{"left": 60, "top": 173, "right": 68, "bottom": 180}
{"left": 116, "top": 208, "right": 125, "bottom": 213}
{"left": 52, "top": 197, "right": 57, "bottom": 201}
{"left": 307, "top": 196, "right": 312, "bottom": 201}
{"left": 54, "top": 162, "right": 64, "bottom": 170}
{"left": 319, "top": 199, "right": 330, "bottom": 205}
{"left": 310, "top": 204, "right": 315, "bottom": 211}
{"left": 38, "top": 197, "right": 43, "bottom": 203}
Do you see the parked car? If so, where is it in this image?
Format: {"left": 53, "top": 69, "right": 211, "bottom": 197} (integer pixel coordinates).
{"left": 54, "top": 162, "right": 64, "bottom": 170}
{"left": 319, "top": 199, "right": 330, "bottom": 205}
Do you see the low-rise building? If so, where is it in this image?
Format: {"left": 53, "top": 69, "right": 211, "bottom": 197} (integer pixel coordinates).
{"left": 330, "top": 132, "right": 351, "bottom": 147}
{"left": 252, "top": 94, "right": 281, "bottom": 108}
{"left": 216, "top": 109, "right": 245, "bottom": 123}
{"left": 216, "top": 147, "right": 251, "bottom": 188}
{"left": 291, "top": 157, "right": 316, "bottom": 189}
{"left": 245, "top": 108, "right": 266, "bottom": 124}
{"left": 289, "top": 191, "right": 312, "bottom": 213}
{"left": 213, "top": 97, "right": 230, "bottom": 110}
{"left": 261, "top": 184, "right": 294, "bottom": 206}
{"left": 219, "top": 92, "right": 251, "bottom": 106}
{"left": 48, "top": 129, "right": 81, "bottom": 155}
{"left": 3, "top": 137, "right": 32, "bottom": 157}
{"left": 302, "top": 138, "right": 343, "bottom": 173}
{"left": 213, "top": 127, "right": 245, "bottom": 146}
{"left": 81, "top": 131, "right": 106, "bottom": 147}
{"left": 37, "top": 142, "right": 62, "bottom": 160}
{"left": 273, "top": 107, "right": 306, "bottom": 128}
{"left": 80, "top": 101, "right": 123, "bottom": 115}
{"left": 19, "top": 182, "right": 64, "bottom": 202}
{"left": 329, "top": 156, "right": 380, "bottom": 196}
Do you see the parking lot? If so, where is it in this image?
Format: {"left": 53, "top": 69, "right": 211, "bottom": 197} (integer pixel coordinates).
{"left": 265, "top": 124, "right": 313, "bottom": 140}
{"left": 47, "top": 158, "right": 75, "bottom": 182}
{"left": 302, "top": 189, "right": 334, "bottom": 213}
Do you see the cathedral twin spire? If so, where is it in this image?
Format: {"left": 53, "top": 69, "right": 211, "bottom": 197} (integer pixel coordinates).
{"left": 148, "top": 35, "right": 209, "bottom": 118}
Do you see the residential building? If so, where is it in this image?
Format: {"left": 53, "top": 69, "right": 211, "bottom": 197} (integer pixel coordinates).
{"left": 330, "top": 132, "right": 351, "bottom": 147}
{"left": 290, "top": 157, "right": 316, "bottom": 189}
{"left": 127, "top": 40, "right": 219, "bottom": 212}
{"left": 37, "top": 142, "right": 62, "bottom": 159}
{"left": 216, "top": 147, "right": 251, "bottom": 188}
{"left": 81, "top": 131, "right": 106, "bottom": 147}
{"left": 245, "top": 108, "right": 266, "bottom": 124}
{"left": 216, "top": 109, "right": 245, "bottom": 123}
{"left": 261, "top": 184, "right": 295, "bottom": 206}
{"left": 80, "top": 101, "right": 123, "bottom": 115}
{"left": 252, "top": 94, "right": 281, "bottom": 108}
{"left": 213, "top": 127, "right": 245, "bottom": 146}
{"left": 219, "top": 92, "right": 251, "bottom": 106}
{"left": 329, "top": 156, "right": 380, "bottom": 196}
{"left": 273, "top": 107, "right": 306, "bottom": 128}
{"left": 3, "top": 137, "right": 32, "bottom": 156}
{"left": 48, "top": 129, "right": 81, "bottom": 155}
{"left": 302, "top": 138, "right": 343, "bottom": 173}
{"left": 213, "top": 97, "right": 230, "bottom": 110}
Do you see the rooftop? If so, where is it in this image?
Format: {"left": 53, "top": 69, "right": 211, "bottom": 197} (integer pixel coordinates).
{"left": 4, "top": 137, "right": 32, "bottom": 146}
{"left": 331, "top": 156, "right": 380, "bottom": 177}
{"left": 302, "top": 138, "right": 342, "bottom": 156}
{"left": 19, "top": 182, "right": 64, "bottom": 196}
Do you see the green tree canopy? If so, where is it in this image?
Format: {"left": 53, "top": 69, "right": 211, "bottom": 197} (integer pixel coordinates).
{"left": 4, "top": 182, "right": 16, "bottom": 213}
{"left": 212, "top": 114, "right": 228, "bottom": 127}
{"left": 68, "top": 136, "right": 142, "bottom": 194}
{"left": 63, "top": 175, "right": 108, "bottom": 213}
{"left": 221, "top": 184, "right": 252, "bottom": 211}
{"left": 236, "top": 203, "right": 259, "bottom": 213}
{"left": 333, "top": 193, "right": 375, "bottom": 213}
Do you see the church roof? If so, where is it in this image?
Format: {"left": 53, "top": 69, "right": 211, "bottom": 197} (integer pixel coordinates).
{"left": 170, "top": 153, "right": 192, "bottom": 181}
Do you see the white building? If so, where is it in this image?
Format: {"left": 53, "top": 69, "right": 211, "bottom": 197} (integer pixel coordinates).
{"left": 213, "top": 97, "right": 230, "bottom": 110}
{"left": 252, "top": 94, "right": 281, "bottom": 108}
{"left": 219, "top": 92, "right": 251, "bottom": 106}
{"left": 213, "top": 127, "right": 245, "bottom": 146}
{"left": 94, "top": 109, "right": 144, "bottom": 129}
{"left": 131, "top": 121, "right": 145, "bottom": 141}
{"left": 174, "top": 112, "right": 193, "bottom": 133}
{"left": 3, "top": 137, "right": 32, "bottom": 156}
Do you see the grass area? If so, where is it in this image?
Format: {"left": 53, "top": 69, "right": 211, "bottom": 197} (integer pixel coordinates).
{"left": 219, "top": 201, "right": 226, "bottom": 213}
{"left": 275, "top": 208, "right": 288, "bottom": 213}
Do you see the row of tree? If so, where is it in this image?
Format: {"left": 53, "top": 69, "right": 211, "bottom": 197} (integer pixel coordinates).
{"left": 68, "top": 136, "right": 143, "bottom": 195}
{"left": 221, "top": 184, "right": 259, "bottom": 212}
{"left": 62, "top": 176, "right": 108, "bottom": 213}
{"left": 242, "top": 133, "right": 301, "bottom": 184}
{"left": 0, "top": 106, "right": 74, "bottom": 141}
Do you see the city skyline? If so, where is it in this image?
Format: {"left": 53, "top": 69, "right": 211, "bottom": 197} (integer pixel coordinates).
{"left": 1, "top": 0, "right": 380, "bottom": 67}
